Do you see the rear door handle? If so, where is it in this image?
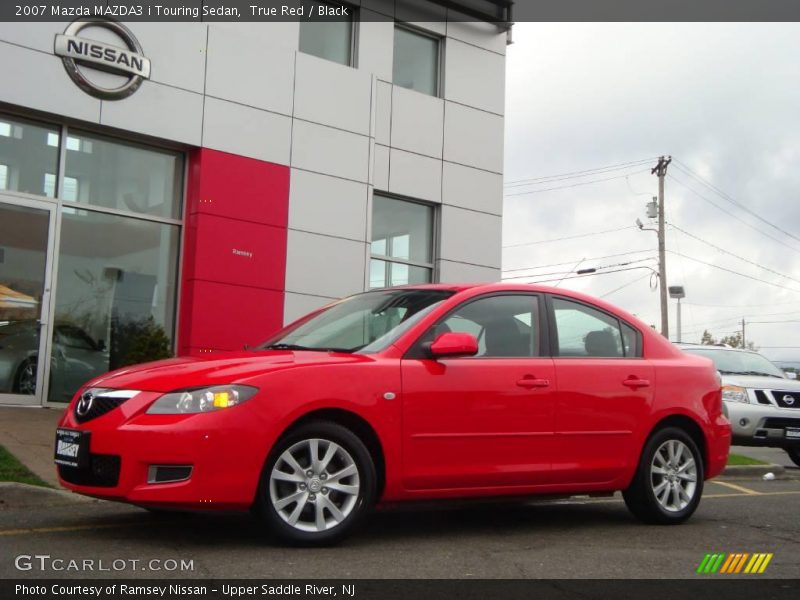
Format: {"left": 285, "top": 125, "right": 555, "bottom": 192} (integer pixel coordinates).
{"left": 623, "top": 377, "right": 650, "bottom": 389}
{"left": 517, "top": 377, "right": 550, "bottom": 389}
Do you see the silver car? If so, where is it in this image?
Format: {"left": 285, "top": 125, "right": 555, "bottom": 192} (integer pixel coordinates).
{"left": 0, "top": 320, "right": 108, "bottom": 399}
{"left": 680, "top": 344, "right": 800, "bottom": 467}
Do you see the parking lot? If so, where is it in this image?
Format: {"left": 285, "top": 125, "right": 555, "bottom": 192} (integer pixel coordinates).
{"left": 2, "top": 467, "right": 798, "bottom": 580}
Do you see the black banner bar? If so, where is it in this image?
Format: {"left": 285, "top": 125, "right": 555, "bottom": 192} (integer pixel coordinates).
{"left": 3, "top": 579, "right": 800, "bottom": 600}
{"left": 4, "top": 0, "right": 800, "bottom": 22}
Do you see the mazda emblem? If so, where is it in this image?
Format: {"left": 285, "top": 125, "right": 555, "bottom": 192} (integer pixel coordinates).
{"left": 76, "top": 391, "right": 94, "bottom": 416}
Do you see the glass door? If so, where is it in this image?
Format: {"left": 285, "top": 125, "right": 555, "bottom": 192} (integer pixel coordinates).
{"left": 0, "top": 196, "right": 56, "bottom": 405}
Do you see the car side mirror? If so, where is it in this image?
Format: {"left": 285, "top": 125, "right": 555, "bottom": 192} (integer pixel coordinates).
{"left": 786, "top": 371, "right": 797, "bottom": 380}
{"left": 428, "top": 332, "right": 479, "bottom": 359}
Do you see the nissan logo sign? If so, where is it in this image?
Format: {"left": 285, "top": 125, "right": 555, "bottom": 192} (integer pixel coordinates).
{"left": 54, "top": 18, "right": 150, "bottom": 100}
{"left": 76, "top": 391, "right": 94, "bottom": 417}
{"left": 784, "top": 394, "right": 796, "bottom": 406}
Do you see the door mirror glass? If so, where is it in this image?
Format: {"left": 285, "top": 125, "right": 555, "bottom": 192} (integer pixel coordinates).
{"left": 429, "top": 332, "right": 479, "bottom": 358}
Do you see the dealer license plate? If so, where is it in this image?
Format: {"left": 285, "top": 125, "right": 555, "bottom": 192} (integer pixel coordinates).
{"left": 54, "top": 428, "right": 89, "bottom": 468}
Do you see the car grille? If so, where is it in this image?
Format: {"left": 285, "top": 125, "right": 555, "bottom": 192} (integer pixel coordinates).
{"left": 73, "top": 389, "right": 139, "bottom": 423}
{"left": 762, "top": 417, "right": 800, "bottom": 430}
{"left": 754, "top": 390, "right": 772, "bottom": 405}
{"left": 771, "top": 391, "right": 800, "bottom": 409}
{"left": 58, "top": 454, "right": 121, "bottom": 487}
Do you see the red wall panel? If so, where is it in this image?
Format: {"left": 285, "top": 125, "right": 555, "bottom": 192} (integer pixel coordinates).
{"left": 179, "top": 148, "right": 289, "bottom": 355}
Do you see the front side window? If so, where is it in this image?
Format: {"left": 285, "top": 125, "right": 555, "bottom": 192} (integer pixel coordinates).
{"left": 553, "top": 297, "right": 633, "bottom": 358}
{"left": 370, "top": 194, "right": 434, "bottom": 288}
{"left": 393, "top": 26, "right": 440, "bottom": 96}
{"left": 259, "top": 289, "right": 453, "bottom": 353}
{"left": 419, "top": 295, "right": 540, "bottom": 358}
{"left": 299, "top": 2, "right": 355, "bottom": 66}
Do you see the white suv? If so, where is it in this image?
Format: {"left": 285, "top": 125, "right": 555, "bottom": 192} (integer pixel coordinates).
{"left": 680, "top": 344, "right": 800, "bottom": 467}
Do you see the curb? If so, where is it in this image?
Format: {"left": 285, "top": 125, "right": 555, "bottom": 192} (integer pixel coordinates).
{"left": 721, "top": 464, "right": 785, "bottom": 477}
{"left": 0, "top": 481, "right": 97, "bottom": 510}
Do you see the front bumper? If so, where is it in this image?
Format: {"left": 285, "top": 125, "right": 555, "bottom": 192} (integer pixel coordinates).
{"left": 725, "top": 401, "right": 800, "bottom": 447}
{"left": 56, "top": 391, "right": 276, "bottom": 511}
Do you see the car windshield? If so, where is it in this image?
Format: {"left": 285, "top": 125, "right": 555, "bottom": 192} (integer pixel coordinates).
{"left": 683, "top": 347, "right": 786, "bottom": 378}
{"left": 257, "top": 289, "right": 454, "bottom": 353}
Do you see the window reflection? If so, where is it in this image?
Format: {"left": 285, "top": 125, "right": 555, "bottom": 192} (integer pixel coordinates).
{"left": 64, "top": 131, "right": 183, "bottom": 219}
{"left": 48, "top": 210, "right": 179, "bottom": 402}
{"left": 0, "top": 115, "right": 59, "bottom": 197}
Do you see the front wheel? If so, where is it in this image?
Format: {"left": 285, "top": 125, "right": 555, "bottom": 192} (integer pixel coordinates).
{"left": 255, "top": 421, "right": 376, "bottom": 545}
{"left": 13, "top": 357, "right": 38, "bottom": 395}
{"left": 623, "top": 427, "right": 704, "bottom": 524}
{"left": 786, "top": 447, "right": 800, "bottom": 468}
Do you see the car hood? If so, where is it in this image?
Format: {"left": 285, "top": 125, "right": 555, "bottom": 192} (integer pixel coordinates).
{"left": 721, "top": 374, "right": 800, "bottom": 391}
{"left": 85, "top": 350, "right": 372, "bottom": 393}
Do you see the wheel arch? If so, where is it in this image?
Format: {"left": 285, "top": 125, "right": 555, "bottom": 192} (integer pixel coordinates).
{"left": 646, "top": 414, "right": 708, "bottom": 474}
{"left": 276, "top": 408, "right": 386, "bottom": 500}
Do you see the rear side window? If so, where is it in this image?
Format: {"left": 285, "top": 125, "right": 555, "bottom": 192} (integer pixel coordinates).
{"left": 552, "top": 297, "right": 641, "bottom": 358}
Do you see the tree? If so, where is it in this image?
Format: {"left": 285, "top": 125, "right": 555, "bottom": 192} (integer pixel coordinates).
{"left": 700, "top": 329, "right": 758, "bottom": 351}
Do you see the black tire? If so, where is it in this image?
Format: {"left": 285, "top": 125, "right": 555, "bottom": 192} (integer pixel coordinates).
{"left": 786, "top": 447, "right": 800, "bottom": 468}
{"left": 255, "top": 421, "right": 376, "bottom": 546}
{"left": 13, "top": 357, "right": 37, "bottom": 395}
{"left": 623, "top": 426, "right": 704, "bottom": 524}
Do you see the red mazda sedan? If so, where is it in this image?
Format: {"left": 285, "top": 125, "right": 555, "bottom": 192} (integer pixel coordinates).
{"left": 55, "top": 284, "right": 730, "bottom": 544}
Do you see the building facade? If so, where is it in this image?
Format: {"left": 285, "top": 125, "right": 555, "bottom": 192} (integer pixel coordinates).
{"left": 0, "top": 1, "right": 508, "bottom": 407}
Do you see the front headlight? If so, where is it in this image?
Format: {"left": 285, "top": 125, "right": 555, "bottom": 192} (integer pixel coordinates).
{"left": 721, "top": 385, "right": 749, "bottom": 403}
{"left": 146, "top": 385, "right": 258, "bottom": 414}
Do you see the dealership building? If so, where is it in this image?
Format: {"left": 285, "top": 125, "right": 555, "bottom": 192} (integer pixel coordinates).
{"left": 0, "top": 1, "right": 510, "bottom": 407}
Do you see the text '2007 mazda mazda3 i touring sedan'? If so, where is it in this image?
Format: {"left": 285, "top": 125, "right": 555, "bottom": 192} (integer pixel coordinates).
{"left": 55, "top": 283, "right": 730, "bottom": 544}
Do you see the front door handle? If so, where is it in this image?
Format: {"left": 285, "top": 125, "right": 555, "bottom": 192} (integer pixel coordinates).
{"left": 623, "top": 377, "right": 650, "bottom": 389}
{"left": 517, "top": 377, "right": 550, "bottom": 389}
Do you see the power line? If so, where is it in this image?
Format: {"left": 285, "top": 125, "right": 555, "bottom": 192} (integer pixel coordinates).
{"left": 504, "top": 169, "right": 651, "bottom": 197}
{"left": 672, "top": 160, "right": 800, "bottom": 245}
{"left": 503, "top": 226, "right": 638, "bottom": 249}
{"left": 666, "top": 249, "right": 800, "bottom": 293}
{"left": 509, "top": 264, "right": 657, "bottom": 285}
{"left": 668, "top": 173, "right": 800, "bottom": 256}
{"left": 684, "top": 301, "right": 800, "bottom": 308}
{"left": 504, "top": 158, "right": 656, "bottom": 187}
{"left": 503, "top": 257, "right": 656, "bottom": 282}
{"left": 502, "top": 249, "right": 655, "bottom": 273}
{"left": 599, "top": 272, "right": 653, "bottom": 298}
{"left": 668, "top": 222, "right": 800, "bottom": 285}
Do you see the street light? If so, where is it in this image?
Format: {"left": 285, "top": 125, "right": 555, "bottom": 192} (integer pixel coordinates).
{"left": 668, "top": 285, "right": 686, "bottom": 342}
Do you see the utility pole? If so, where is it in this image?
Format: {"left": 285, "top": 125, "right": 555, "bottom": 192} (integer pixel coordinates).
{"left": 741, "top": 318, "right": 746, "bottom": 348}
{"left": 652, "top": 156, "right": 672, "bottom": 338}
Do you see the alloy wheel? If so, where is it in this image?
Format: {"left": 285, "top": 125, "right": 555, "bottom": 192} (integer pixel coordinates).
{"left": 269, "top": 438, "right": 360, "bottom": 533}
{"left": 650, "top": 439, "right": 698, "bottom": 512}
{"left": 17, "top": 360, "right": 37, "bottom": 395}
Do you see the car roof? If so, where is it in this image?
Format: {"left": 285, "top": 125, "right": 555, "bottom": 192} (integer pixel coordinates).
{"left": 678, "top": 343, "right": 758, "bottom": 354}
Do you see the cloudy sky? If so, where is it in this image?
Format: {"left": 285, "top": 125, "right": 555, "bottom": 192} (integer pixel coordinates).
{"left": 502, "top": 23, "right": 800, "bottom": 361}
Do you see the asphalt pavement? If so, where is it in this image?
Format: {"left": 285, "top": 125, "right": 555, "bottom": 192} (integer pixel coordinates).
{"left": 1, "top": 474, "right": 798, "bottom": 579}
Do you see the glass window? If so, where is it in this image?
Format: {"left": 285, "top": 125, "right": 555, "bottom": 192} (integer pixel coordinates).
{"left": 299, "top": 2, "right": 354, "bottom": 66}
{"left": 64, "top": 131, "right": 183, "bottom": 219}
{"left": 421, "top": 295, "right": 540, "bottom": 358}
{"left": 370, "top": 194, "right": 434, "bottom": 289}
{"left": 47, "top": 209, "right": 180, "bottom": 402}
{"left": 621, "top": 322, "right": 642, "bottom": 358}
{"left": 553, "top": 298, "right": 624, "bottom": 358}
{"left": 393, "top": 26, "right": 440, "bottom": 96}
{"left": 0, "top": 115, "right": 60, "bottom": 197}
{"left": 259, "top": 289, "right": 453, "bottom": 353}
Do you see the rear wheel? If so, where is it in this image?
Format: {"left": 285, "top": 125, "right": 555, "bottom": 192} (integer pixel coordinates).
{"left": 786, "top": 447, "right": 800, "bottom": 468}
{"left": 13, "top": 358, "right": 37, "bottom": 395}
{"left": 623, "top": 427, "right": 704, "bottom": 524}
{"left": 255, "top": 421, "right": 376, "bottom": 545}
